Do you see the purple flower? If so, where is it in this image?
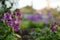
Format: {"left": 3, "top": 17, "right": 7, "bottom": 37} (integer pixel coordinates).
{"left": 28, "top": 14, "right": 40, "bottom": 22}
{"left": 6, "top": 13, "right": 11, "bottom": 18}
{"left": 51, "top": 22, "right": 57, "bottom": 32}
{"left": 47, "top": 11, "right": 51, "bottom": 16}
{"left": 7, "top": 21, "right": 14, "bottom": 27}
{"left": 1, "top": 13, "right": 13, "bottom": 22}
{"left": 27, "top": 16, "right": 32, "bottom": 20}
{"left": 51, "top": 27, "right": 56, "bottom": 32}
{"left": 1, "top": 16, "right": 6, "bottom": 21}
{"left": 14, "top": 9, "right": 21, "bottom": 16}
{"left": 17, "top": 16, "right": 21, "bottom": 20}
{"left": 5, "top": 13, "right": 14, "bottom": 27}
{"left": 13, "top": 9, "right": 21, "bottom": 31}
{"left": 14, "top": 26, "right": 19, "bottom": 32}
{"left": 42, "top": 15, "right": 49, "bottom": 22}
{"left": 5, "top": 13, "right": 12, "bottom": 20}
{"left": 1, "top": 9, "right": 21, "bottom": 32}
{"left": 51, "top": 22, "right": 56, "bottom": 27}
{"left": 13, "top": 22, "right": 20, "bottom": 32}
{"left": 15, "top": 20, "right": 20, "bottom": 24}
{"left": 14, "top": 9, "right": 21, "bottom": 21}
{"left": 47, "top": 11, "right": 54, "bottom": 20}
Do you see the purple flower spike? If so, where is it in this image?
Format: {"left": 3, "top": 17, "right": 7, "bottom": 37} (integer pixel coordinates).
{"left": 1, "top": 9, "right": 21, "bottom": 32}
{"left": 50, "top": 22, "right": 57, "bottom": 32}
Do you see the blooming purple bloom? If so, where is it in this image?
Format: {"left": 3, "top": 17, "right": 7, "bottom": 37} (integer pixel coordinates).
{"left": 13, "top": 9, "right": 21, "bottom": 31}
{"left": 1, "top": 13, "right": 13, "bottom": 21}
{"left": 6, "top": 13, "right": 11, "bottom": 18}
{"left": 1, "top": 9, "right": 21, "bottom": 32}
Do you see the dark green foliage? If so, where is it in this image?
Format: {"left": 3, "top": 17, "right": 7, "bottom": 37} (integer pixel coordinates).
{"left": 0, "top": 22, "right": 14, "bottom": 40}
{"left": 28, "top": 21, "right": 44, "bottom": 29}
{"left": 29, "top": 25, "right": 60, "bottom": 40}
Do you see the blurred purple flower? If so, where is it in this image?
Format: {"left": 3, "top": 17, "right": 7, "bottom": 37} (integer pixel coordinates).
{"left": 15, "top": 20, "right": 20, "bottom": 24}
{"left": 14, "top": 26, "right": 19, "bottom": 32}
{"left": 1, "top": 13, "right": 13, "bottom": 21}
{"left": 51, "top": 22, "right": 56, "bottom": 27}
{"left": 27, "top": 16, "right": 32, "bottom": 20}
{"left": 14, "top": 9, "right": 21, "bottom": 16}
{"left": 28, "top": 14, "right": 40, "bottom": 22}
{"left": 38, "top": 14, "right": 43, "bottom": 19}
{"left": 13, "top": 20, "right": 20, "bottom": 32}
{"left": 51, "top": 22, "right": 56, "bottom": 32}
{"left": 13, "top": 9, "right": 21, "bottom": 31}
{"left": 1, "top": 16, "right": 6, "bottom": 21}
{"left": 7, "top": 21, "right": 14, "bottom": 27}
{"left": 6, "top": 13, "right": 11, "bottom": 18}
{"left": 47, "top": 11, "right": 54, "bottom": 20}
{"left": 17, "top": 16, "right": 21, "bottom": 20}
{"left": 47, "top": 11, "right": 51, "bottom": 16}
{"left": 51, "top": 27, "right": 56, "bottom": 32}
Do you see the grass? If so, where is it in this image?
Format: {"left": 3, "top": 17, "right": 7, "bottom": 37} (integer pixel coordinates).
{"left": 19, "top": 20, "right": 29, "bottom": 29}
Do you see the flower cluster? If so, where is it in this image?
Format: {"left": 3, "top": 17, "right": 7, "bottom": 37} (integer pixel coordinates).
{"left": 1, "top": 9, "right": 21, "bottom": 32}
{"left": 51, "top": 22, "right": 56, "bottom": 32}
{"left": 51, "top": 22, "right": 60, "bottom": 32}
